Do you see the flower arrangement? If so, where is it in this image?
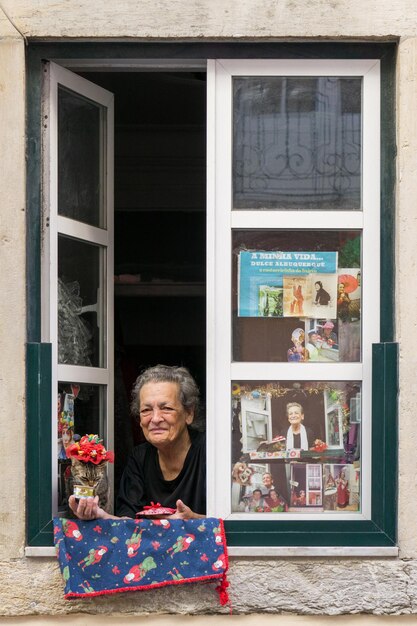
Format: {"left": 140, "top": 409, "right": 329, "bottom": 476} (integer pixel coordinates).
{"left": 65, "top": 434, "right": 115, "bottom": 464}
{"left": 309, "top": 439, "right": 328, "bottom": 453}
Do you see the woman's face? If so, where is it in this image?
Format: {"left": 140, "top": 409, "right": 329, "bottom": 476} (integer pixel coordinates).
{"left": 287, "top": 405, "right": 304, "bottom": 428}
{"left": 262, "top": 473, "right": 273, "bottom": 488}
{"left": 139, "top": 381, "right": 193, "bottom": 449}
{"left": 315, "top": 283, "right": 320, "bottom": 291}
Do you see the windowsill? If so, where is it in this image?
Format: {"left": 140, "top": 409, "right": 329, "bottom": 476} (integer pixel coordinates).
{"left": 25, "top": 545, "right": 399, "bottom": 558}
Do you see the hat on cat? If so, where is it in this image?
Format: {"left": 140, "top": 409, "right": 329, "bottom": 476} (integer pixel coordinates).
{"left": 66, "top": 434, "right": 115, "bottom": 464}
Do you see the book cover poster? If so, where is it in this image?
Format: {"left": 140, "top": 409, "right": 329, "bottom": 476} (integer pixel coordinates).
{"left": 238, "top": 251, "right": 338, "bottom": 317}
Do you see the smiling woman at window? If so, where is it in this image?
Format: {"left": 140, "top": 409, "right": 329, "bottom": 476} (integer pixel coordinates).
{"left": 69, "top": 365, "right": 206, "bottom": 521}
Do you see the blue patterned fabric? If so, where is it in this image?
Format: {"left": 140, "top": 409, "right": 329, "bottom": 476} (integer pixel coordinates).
{"left": 53, "top": 517, "right": 228, "bottom": 601}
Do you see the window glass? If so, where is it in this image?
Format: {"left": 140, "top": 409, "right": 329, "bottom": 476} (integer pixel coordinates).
{"left": 232, "top": 229, "right": 361, "bottom": 362}
{"left": 231, "top": 380, "right": 361, "bottom": 514}
{"left": 57, "top": 383, "right": 107, "bottom": 514}
{"left": 58, "top": 235, "right": 106, "bottom": 367}
{"left": 233, "top": 77, "right": 362, "bottom": 210}
{"left": 58, "top": 86, "right": 106, "bottom": 227}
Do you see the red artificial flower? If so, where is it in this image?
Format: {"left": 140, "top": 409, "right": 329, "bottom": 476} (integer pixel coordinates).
{"left": 310, "top": 439, "right": 328, "bottom": 452}
{"left": 65, "top": 434, "right": 114, "bottom": 464}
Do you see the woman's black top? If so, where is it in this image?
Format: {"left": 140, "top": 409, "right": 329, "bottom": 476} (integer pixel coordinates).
{"left": 292, "top": 428, "right": 315, "bottom": 449}
{"left": 116, "top": 429, "right": 206, "bottom": 518}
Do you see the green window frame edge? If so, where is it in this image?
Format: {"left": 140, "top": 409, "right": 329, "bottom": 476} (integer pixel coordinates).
{"left": 25, "top": 41, "right": 397, "bottom": 548}
{"left": 26, "top": 343, "right": 53, "bottom": 545}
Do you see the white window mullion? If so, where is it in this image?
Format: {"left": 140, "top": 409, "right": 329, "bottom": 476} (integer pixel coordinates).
{"left": 231, "top": 362, "right": 363, "bottom": 381}
{"left": 208, "top": 60, "right": 234, "bottom": 518}
{"left": 57, "top": 365, "right": 110, "bottom": 386}
{"left": 57, "top": 215, "right": 110, "bottom": 246}
{"left": 43, "top": 65, "right": 59, "bottom": 515}
{"left": 231, "top": 211, "right": 364, "bottom": 230}
{"left": 361, "top": 60, "right": 381, "bottom": 521}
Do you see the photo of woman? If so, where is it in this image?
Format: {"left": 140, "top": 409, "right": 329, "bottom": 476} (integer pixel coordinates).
{"left": 314, "top": 280, "right": 331, "bottom": 306}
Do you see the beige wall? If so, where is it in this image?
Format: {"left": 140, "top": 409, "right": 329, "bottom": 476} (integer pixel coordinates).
{"left": 0, "top": 0, "right": 417, "bottom": 39}
{"left": 2, "top": 0, "right": 417, "bottom": 618}
{"left": 0, "top": 14, "right": 26, "bottom": 561}
{"left": 396, "top": 37, "right": 417, "bottom": 557}
{"left": 4, "top": 617, "right": 417, "bottom": 626}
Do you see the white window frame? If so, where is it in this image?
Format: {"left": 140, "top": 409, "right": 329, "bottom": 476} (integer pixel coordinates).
{"left": 206, "top": 59, "right": 380, "bottom": 522}
{"left": 41, "top": 62, "right": 115, "bottom": 515}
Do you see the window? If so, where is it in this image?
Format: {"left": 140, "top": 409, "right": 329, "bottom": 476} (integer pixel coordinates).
{"left": 207, "top": 58, "right": 397, "bottom": 550}
{"left": 26, "top": 44, "right": 397, "bottom": 553}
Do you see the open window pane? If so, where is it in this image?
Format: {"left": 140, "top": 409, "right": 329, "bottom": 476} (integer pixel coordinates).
{"left": 58, "top": 86, "right": 106, "bottom": 228}
{"left": 233, "top": 77, "right": 362, "bottom": 210}
{"left": 231, "top": 380, "right": 361, "bottom": 514}
{"left": 57, "top": 382, "right": 107, "bottom": 514}
{"left": 58, "top": 235, "right": 106, "bottom": 367}
{"left": 232, "top": 229, "right": 361, "bottom": 362}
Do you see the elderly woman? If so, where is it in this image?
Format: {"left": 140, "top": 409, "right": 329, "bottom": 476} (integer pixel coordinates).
{"left": 285, "top": 402, "right": 315, "bottom": 450}
{"left": 69, "top": 365, "right": 205, "bottom": 521}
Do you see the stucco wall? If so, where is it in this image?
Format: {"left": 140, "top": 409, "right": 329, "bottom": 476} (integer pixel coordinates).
{"left": 5, "top": 617, "right": 417, "bottom": 626}
{"left": 2, "top": 0, "right": 417, "bottom": 619}
{"left": 6, "top": 617, "right": 417, "bottom": 626}
{"left": 396, "top": 37, "right": 417, "bottom": 558}
{"left": 0, "top": 15, "right": 26, "bottom": 561}
{"left": 1, "top": 0, "right": 417, "bottom": 39}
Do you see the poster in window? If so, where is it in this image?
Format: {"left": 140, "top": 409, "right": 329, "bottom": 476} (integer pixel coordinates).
{"left": 238, "top": 250, "right": 338, "bottom": 317}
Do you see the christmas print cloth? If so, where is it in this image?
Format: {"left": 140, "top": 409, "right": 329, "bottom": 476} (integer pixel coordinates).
{"left": 53, "top": 517, "right": 229, "bottom": 605}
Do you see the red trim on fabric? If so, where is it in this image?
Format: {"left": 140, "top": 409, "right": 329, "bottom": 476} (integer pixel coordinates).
{"left": 217, "top": 519, "right": 231, "bottom": 610}
{"left": 64, "top": 573, "right": 225, "bottom": 599}
{"left": 218, "top": 518, "right": 229, "bottom": 571}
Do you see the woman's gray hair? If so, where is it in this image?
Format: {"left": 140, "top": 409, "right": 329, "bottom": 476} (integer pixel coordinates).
{"left": 130, "top": 364, "right": 200, "bottom": 419}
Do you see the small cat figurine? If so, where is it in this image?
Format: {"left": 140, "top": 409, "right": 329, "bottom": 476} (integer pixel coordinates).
{"left": 66, "top": 458, "right": 111, "bottom": 514}
{"left": 64, "top": 434, "right": 115, "bottom": 516}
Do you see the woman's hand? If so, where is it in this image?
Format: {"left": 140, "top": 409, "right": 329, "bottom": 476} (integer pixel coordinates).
{"left": 68, "top": 495, "right": 106, "bottom": 520}
{"left": 168, "top": 499, "right": 205, "bottom": 520}
{"left": 68, "top": 496, "right": 129, "bottom": 521}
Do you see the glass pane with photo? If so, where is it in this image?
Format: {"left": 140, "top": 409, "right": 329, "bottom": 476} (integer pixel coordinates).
{"left": 58, "top": 86, "right": 106, "bottom": 228}
{"left": 232, "top": 229, "right": 361, "bottom": 362}
{"left": 58, "top": 235, "right": 106, "bottom": 367}
{"left": 233, "top": 77, "right": 361, "bottom": 210}
{"left": 57, "top": 382, "right": 107, "bottom": 514}
{"left": 231, "top": 380, "right": 361, "bottom": 514}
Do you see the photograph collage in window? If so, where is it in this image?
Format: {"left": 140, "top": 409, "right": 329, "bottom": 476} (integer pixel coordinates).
{"left": 231, "top": 381, "right": 361, "bottom": 513}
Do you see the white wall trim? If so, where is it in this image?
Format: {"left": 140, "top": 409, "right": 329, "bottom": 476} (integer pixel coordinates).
{"left": 25, "top": 545, "right": 399, "bottom": 558}
{"left": 227, "top": 546, "right": 399, "bottom": 557}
